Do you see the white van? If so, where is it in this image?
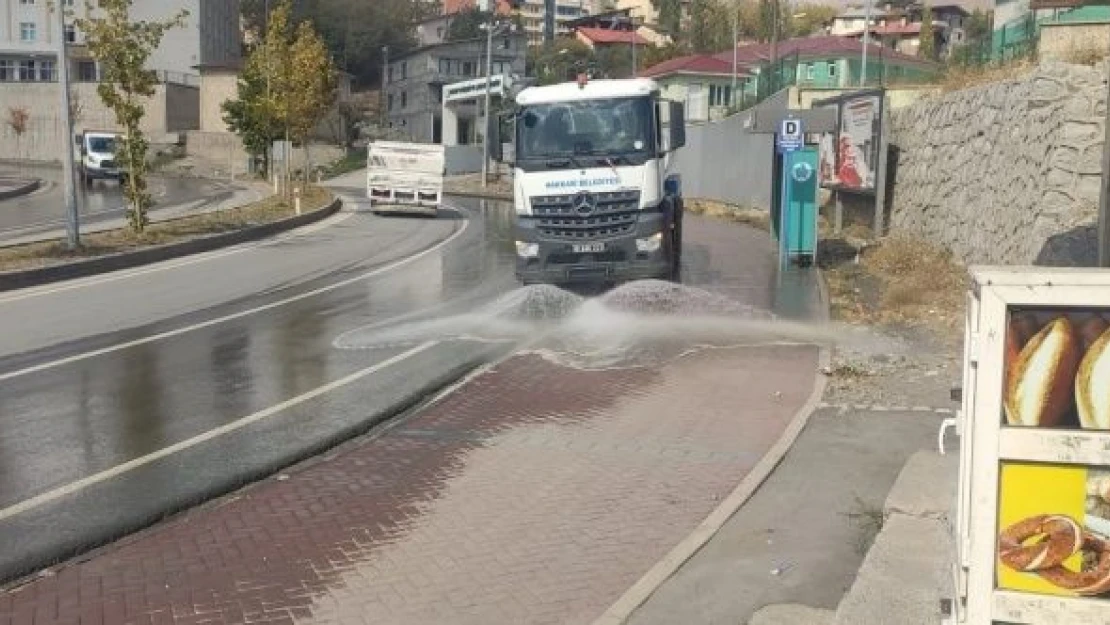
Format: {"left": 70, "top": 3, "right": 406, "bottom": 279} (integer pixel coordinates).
{"left": 75, "top": 131, "right": 128, "bottom": 186}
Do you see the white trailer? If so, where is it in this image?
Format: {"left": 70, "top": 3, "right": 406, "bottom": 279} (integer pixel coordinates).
{"left": 366, "top": 141, "right": 445, "bottom": 217}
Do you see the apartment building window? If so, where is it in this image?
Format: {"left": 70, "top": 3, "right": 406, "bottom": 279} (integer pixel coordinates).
{"left": 64, "top": 25, "right": 76, "bottom": 43}
{"left": 20, "top": 23, "right": 37, "bottom": 42}
{"left": 0, "top": 60, "right": 13, "bottom": 81}
{"left": 400, "top": 91, "right": 407, "bottom": 108}
{"left": 77, "top": 60, "right": 97, "bottom": 81}
{"left": 828, "top": 62, "right": 837, "bottom": 77}
{"left": 388, "top": 93, "right": 394, "bottom": 111}
{"left": 806, "top": 64, "right": 814, "bottom": 80}
{"left": 20, "top": 0, "right": 35, "bottom": 5}
{"left": 19, "top": 60, "right": 36, "bottom": 81}
{"left": 438, "top": 58, "right": 452, "bottom": 74}
{"left": 400, "top": 62, "right": 407, "bottom": 79}
{"left": 39, "top": 60, "right": 55, "bottom": 81}
{"left": 461, "top": 61, "right": 475, "bottom": 76}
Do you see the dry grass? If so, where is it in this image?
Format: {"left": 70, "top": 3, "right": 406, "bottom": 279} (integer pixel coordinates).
{"left": 0, "top": 186, "right": 332, "bottom": 273}
{"left": 823, "top": 234, "right": 966, "bottom": 339}
{"left": 862, "top": 236, "right": 966, "bottom": 331}
{"left": 685, "top": 198, "right": 770, "bottom": 230}
{"left": 938, "top": 58, "right": 1037, "bottom": 94}
{"left": 1060, "top": 44, "right": 1109, "bottom": 66}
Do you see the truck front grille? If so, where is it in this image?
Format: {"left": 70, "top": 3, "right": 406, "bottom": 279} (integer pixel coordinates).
{"left": 531, "top": 190, "right": 641, "bottom": 240}
{"left": 100, "top": 160, "right": 116, "bottom": 169}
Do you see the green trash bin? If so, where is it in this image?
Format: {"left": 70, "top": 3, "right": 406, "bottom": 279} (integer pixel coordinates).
{"left": 777, "top": 147, "right": 818, "bottom": 267}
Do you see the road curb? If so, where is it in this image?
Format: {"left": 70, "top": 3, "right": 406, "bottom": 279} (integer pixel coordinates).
{"left": 0, "top": 178, "right": 41, "bottom": 201}
{"left": 0, "top": 350, "right": 496, "bottom": 590}
{"left": 592, "top": 268, "right": 833, "bottom": 625}
{"left": 0, "top": 197, "right": 341, "bottom": 293}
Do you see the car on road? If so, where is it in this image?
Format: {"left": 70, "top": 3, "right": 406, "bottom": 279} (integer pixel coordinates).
{"left": 75, "top": 130, "right": 128, "bottom": 187}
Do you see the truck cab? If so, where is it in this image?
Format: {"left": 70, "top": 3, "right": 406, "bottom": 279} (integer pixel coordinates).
{"left": 75, "top": 130, "right": 127, "bottom": 187}
{"left": 493, "top": 76, "right": 686, "bottom": 285}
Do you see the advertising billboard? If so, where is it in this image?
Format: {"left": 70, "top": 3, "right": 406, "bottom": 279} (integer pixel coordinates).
{"left": 815, "top": 91, "right": 883, "bottom": 195}
{"left": 955, "top": 270, "right": 1110, "bottom": 624}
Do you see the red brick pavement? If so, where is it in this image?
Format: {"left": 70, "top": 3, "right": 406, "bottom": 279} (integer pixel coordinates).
{"left": 0, "top": 342, "right": 816, "bottom": 625}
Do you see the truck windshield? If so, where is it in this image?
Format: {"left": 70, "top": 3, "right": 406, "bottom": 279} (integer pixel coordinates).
{"left": 516, "top": 97, "right": 655, "bottom": 161}
{"left": 88, "top": 137, "right": 115, "bottom": 153}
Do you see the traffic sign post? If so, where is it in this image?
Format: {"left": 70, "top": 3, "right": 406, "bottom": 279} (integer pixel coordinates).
{"left": 776, "top": 117, "right": 804, "bottom": 154}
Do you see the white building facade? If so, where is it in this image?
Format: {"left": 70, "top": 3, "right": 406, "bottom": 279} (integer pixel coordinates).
{"left": 0, "top": 0, "right": 240, "bottom": 84}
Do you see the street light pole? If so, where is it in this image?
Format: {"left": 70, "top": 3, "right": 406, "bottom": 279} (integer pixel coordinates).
{"left": 55, "top": 0, "right": 79, "bottom": 249}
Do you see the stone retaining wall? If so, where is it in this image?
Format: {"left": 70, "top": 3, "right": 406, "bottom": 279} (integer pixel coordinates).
{"left": 889, "top": 61, "right": 1107, "bottom": 266}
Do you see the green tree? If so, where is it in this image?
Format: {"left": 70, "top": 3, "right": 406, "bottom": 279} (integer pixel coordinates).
{"left": 222, "top": 46, "right": 283, "bottom": 176}
{"left": 285, "top": 19, "right": 338, "bottom": 181}
{"left": 77, "top": 0, "right": 187, "bottom": 232}
{"left": 965, "top": 9, "right": 991, "bottom": 41}
{"left": 788, "top": 3, "right": 838, "bottom": 37}
{"left": 527, "top": 40, "right": 595, "bottom": 85}
{"left": 689, "top": 0, "right": 732, "bottom": 53}
{"left": 919, "top": 3, "right": 936, "bottom": 60}
{"left": 653, "top": 0, "right": 683, "bottom": 35}
{"left": 446, "top": 7, "right": 491, "bottom": 41}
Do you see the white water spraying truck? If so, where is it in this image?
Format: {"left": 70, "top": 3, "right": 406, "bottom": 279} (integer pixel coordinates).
{"left": 366, "top": 141, "right": 445, "bottom": 217}
{"left": 491, "top": 76, "right": 687, "bottom": 285}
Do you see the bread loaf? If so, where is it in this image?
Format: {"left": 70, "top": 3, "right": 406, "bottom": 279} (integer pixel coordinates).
{"left": 1005, "top": 313, "right": 1041, "bottom": 386}
{"left": 1077, "top": 325, "right": 1110, "bottom": 430}
{"left": 1004, "top": 317, "right": 1080, "bottom": 427}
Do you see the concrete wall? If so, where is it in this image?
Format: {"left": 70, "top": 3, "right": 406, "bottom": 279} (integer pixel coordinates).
{"left": 199, "top": 70, "right": 238, "bottom": 133}
{"left": 888, "top": 60, "right": 1107, "bottom": 266}
{"left": 1039, "top": 22, "right": 1110, "bottom": 61}
{"left": 0, "top": 82, "right": 196, "bottom": 161}
{"left": 668, "top": 113, "right": 774, "bottom": 210}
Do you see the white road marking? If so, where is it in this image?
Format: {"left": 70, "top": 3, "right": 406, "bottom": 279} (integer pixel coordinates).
{"left": 0, "top": 208, "right": 356, "bottom": 304}
{"left": 0, "top": 208, "right": 469, "bottom": 382}
{"left": 0, "top": 341, "right": 438, "bottom": 522}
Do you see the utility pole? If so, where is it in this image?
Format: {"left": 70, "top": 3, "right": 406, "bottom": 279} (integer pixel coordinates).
{"left": 732, "top": 6, "right": 739, "bottom": 104}
{"left": 631, "top": 21, "right": 637, "bottom": 78}
{"left": 482, "top": 21, "right": 496, "bottom": 189}
{"left": 770, "top": 0, "right": 780, "bottom": 92}
{"left": 861, "top": 0, "right": 872, "bottom": 87}
{"left": 56, "top": 0, "right": 79, "bottom": 249}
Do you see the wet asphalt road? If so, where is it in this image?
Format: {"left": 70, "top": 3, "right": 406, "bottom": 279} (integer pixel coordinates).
{"left": 0, "top": 177, "right": 522, "bottom": 582}
{"left": 0, "top": 165, "right": 239, "bottom": 241}
{"left": 0, "top": 172, "right": 801, "bottom": 585}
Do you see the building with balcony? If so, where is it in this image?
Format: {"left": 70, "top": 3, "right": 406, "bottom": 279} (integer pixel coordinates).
{"left": 384, "top": 34, "right": 527, "bottom": 144}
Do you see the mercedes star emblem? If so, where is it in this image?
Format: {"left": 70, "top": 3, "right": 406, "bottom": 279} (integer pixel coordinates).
{"left": 572, "top": 192, "right": 596, "bottom": 217}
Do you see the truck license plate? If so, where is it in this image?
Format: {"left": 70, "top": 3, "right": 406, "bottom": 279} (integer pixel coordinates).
{"left": 572, "top": 242, "right": 605, "bottom": 254}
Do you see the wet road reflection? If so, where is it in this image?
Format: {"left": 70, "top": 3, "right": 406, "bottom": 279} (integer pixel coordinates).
{"left": 0, "top": 193, "right": 830, "bottom": 587}
{"left": 0, "top": 196, "right": 518, "bottom": 511}
{"left": 0, "top": 165, "right": 235, "bottom": 236}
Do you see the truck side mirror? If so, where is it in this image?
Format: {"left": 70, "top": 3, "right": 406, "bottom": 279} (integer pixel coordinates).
{"left": 669, "top": 101, "right": 686, "bottom": 151}
{"left": 74, "top": 135, "right": 81, "bottom": 147}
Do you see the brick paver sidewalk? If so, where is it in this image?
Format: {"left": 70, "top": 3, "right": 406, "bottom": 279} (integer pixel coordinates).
{"left": 0, "top": 342, "right": 815, "bottom": 625}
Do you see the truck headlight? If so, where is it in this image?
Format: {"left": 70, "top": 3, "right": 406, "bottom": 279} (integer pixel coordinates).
{"left": 636, "top": 232, "right": 663, "bottom": 253}
{"left": 515, "top": 241, "right": 539, "bottom": 258}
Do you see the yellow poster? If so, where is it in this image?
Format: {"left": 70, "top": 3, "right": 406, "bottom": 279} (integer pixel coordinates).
{"left": 997, "top": 462, "right": 1110, "bottom": 598}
